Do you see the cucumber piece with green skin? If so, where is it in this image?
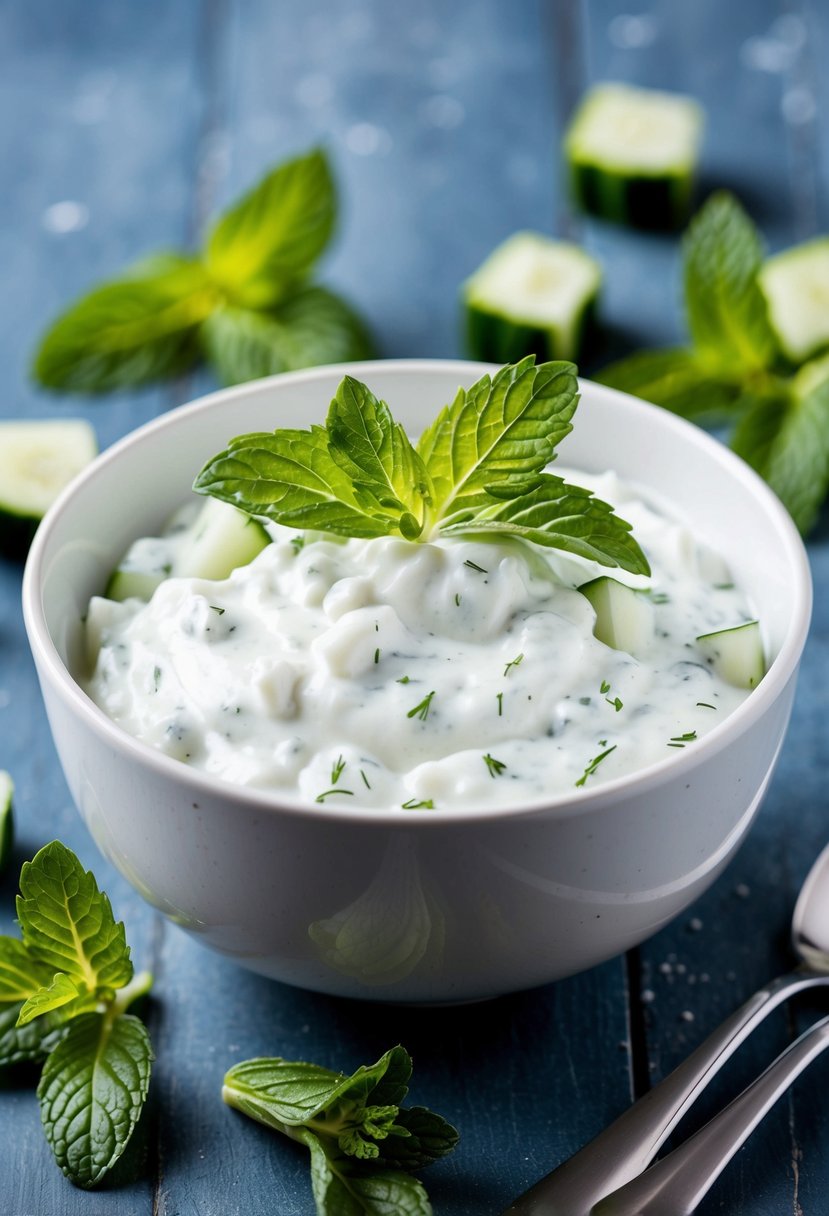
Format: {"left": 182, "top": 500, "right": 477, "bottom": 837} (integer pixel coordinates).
{"left": 106, "top": 497, "right": 271, "bottom": 601}
{"left": 578, "top": 575, "right": 655, "bottom": 657}
{"left": 176, "top": 497, "right": 270, "bottom": 580}
{"left": 0, "top": 770, "right": 13, "bottom": 874}
{"left": 759, "top": 238, "right": 829, "bottom": 364}
{"left": 697, "top": 620, "right": 765, "bottom": 689}
{"left": 0, "top": 419, "right": 98, "bottom": 559}
{"left": 565, "top": 83, "right": 704, "bottom": 229}
{"left": 463, "top": 232, "right": 601, "bottom": 363}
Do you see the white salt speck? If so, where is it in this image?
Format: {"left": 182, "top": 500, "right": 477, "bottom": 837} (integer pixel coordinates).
{"left": 345, "top": 122, "right": 392, "bottom": 156}
{"left": 726, "top": 969, "right": 736, "bottom": 982}
{"left": 735, "top": 882, "right": 751, "bottom": 898}
{"left": 687, "top": 974, "right": 697, "bottom": 986}
{"left": 782, "top": 87, "right": 817, "bottom": 125}
{"left": 420, "top": 94, "right": 465, "bottom": 130}
{"left": 43, "top": 201, "right": 90, "bottom": 235}
{"left": 680, "top": 1009, "right": 695, "bottom": 1023}
{"left": 295, "top": 73, "right": 334, "bottom": 109}
{"left": 608, "top": 14, "right": 658, "bottom": 50}
{"left": 675, "top": 963, "right": 687, "bottom": 975}
{"left": 700, "top": 972, "right": 711, "bottom": 984}
{"left": 659, "top": 961, "right": 672, "bottom": 975}
{"left": 0, "top": 690, "right": 10, "bottom": 709}
{"left": 228, "top": 1043, "right": 239, "bottom": 1052}
{"left": 689, "top": 917, "right": 703, "bottom": 931}
{"left": 641, "top": 988, "right": 655, "bottom": 1003}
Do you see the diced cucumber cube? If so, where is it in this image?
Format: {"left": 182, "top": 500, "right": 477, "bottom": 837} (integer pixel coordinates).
{"left": 0, "top": 419, "right": 98, "bottom": 559}
{"left": 759, "top": 238, "right": 829, "bottom": 364}
{"left": 463, "top": 231, "right": 601, "bottom": 363}
{"left": 0, "top": 770, "right": 13, "bottom": 874}
{"left": 176, "top": 498, "right": 270, "bottom": 581}
{"left": 578, "top": 575, "right": 655, "bottom": 657}
{"left": 565, "top": 83, "right": 704, "bottom": 229}
{"left": 697, "top": 620, "right": 765, "bottom": 689}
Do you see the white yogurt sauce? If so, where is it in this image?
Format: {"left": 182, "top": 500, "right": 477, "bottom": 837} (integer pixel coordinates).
{"left": 85, "top": 470, "right": 757, "bottom": 810}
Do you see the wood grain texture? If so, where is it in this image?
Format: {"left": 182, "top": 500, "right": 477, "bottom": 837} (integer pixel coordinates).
{"left": 0, "top": 0, "right": 828, "bottom": 1212}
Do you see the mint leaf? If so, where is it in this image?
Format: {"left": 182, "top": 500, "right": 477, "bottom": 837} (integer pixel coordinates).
{"left": 33, "top": 255, "right": 214, "bottom": 392}
{"left": 0, "top": 935, "right": 53, "bottom": 1003}
{"left": 223, "top": 1057, "right": 347, "bottom": 1128}
{"left": 327, "top": 378, "right": 433, "bottom": 539}
{"left": 364, "top": 1046, "right": 412, "bottom": 1108}
{"left": 373, "top": 1107, "right": 460, "bottom": 1170}
{"left": 732, "top": 369, "right": 829, "bottom": 533}
{"left": 38, "top": 1011, "right": 152, "bottom": 1188}
{"left": 201, "top": 287, "right": 373, "bottom": 385}
{"left": 193, "top": 428, "right": 398, "bottom": 537}
{"left": 417, "top": 357, "right": 579, "bottom": 521}
{"left": 0, "top": 1001, "right": 66, "bottom": 1067}
{"left": 17, "top": 972, "right": 92, "bottom": 1027}
{"left": 441, "top": 474, "right": 651, "bottom": 576}
{"left": 342, "top": 1170, "right": 432, "bottom": 1216}
{"left": 683, "top": 192, "right": 778, "bottom": 372}
{"left": 16, "top": 840, "right": 132, "bottom": 994}
{"left": 206, "top": 147, "right": 335, "bottom": 307}
{"left": 596, "top": 347, "right": 742, "bottom": 423}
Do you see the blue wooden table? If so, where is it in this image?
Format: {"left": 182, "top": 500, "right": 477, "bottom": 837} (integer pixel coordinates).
{"left": 1, "top": 1, "right": 828, "bottom": 1212}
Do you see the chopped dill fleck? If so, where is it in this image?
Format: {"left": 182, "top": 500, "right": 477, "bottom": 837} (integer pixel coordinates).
{"left": 714, "top": 582, "right": 735, "bottom": 590}
{"left": 455, "top": 593, "right": 461, "bottom": 606}
{"left": 161, "top": 561, "right": 173, "bottom": 575}
{"left": 483, "top": 753, "right": 507, "bottom": 778}
{"left": 649, "top": 591, "right": 670, "bottom": 604}
{"left": 579, "top": 696, "right": 591, "bottom": 706}
{"left": 504, "top": 653, "right": 524, "bottom": 677}
{"left": 290, "top": 535, "right": 305, "bottom": 554}
{"left": 374, "top": 620, "right": 380, "bottom": 632}
{"left": 397, "top": 675, "right": 411, "bottom": 684}
{"left": 496, "top": 691, "right": 504, "bottom": 716}
{"left": 401, "top": 798, "right": 435, "bottom": 810}
{"left": 606, "top": 696, "right": 623, "bottom": 712}
{"left": 153, "top": 665, "right": 162, "bottom": 691}
{"left": 209, "top": 604, "right": 225, "bottom": 615}
{"left": 696, "top": 701, "right": 717, "bottom": 710}
{"left": 600, "top": 679, "right": 611, "bottom": 694}
{"left": 668, "top": 730, "right": 698, "bottom": 748}
{"left": 374, "top": 647, "right": 381, "bottom": 664}
{"left": 575, "top": 745, "right": 617, "bottom": 788}
{"left": 331, "top": 755, "right": 346, "bottom": 784}
{"left": 407, "top": 690, "right": 435, "bottom": 721}
{"left": 315, "top": 788, "right": 355, "bottom": 803}
{"left": 360, "top": 769, "right": 371, "bottom": 789}
{"left": 464, "top": 559, "right": 488, "bottom": 574}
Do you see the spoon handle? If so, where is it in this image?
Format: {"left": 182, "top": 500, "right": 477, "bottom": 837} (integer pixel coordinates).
{"left": 502, "top": 967, "right": 829, "bottom": 1215}
{"left": 591, "top": 1012, "right": 829, "bottom": 1215}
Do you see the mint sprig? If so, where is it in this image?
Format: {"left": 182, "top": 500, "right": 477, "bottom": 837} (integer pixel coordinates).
{"left": 598, "top": 191, "right": 829, "bottom": 532}
{"left": 223, "top": 1045, "right": 458, "bottom": 1216}
{"left": 33, "top": 148, "right": 373, "bottom": 393}
{"left": 0, "top": 841, "right": 153, "bottom": 1188}
{"left": 194, "top": 357, "right": 651, "bottom": 576}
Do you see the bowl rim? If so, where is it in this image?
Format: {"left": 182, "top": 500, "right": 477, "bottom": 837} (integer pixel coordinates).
{"left": 22, "top": 358, "right": 813, "bottom": 828}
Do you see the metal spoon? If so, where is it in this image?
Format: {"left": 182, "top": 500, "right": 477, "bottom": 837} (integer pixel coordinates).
{"left": 502, "top": 841, "right": 829, "bottom": 1216}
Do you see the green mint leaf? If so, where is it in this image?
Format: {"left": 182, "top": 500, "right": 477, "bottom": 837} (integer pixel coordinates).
{"left": 0, "top": 1000, "right": 67, "bottom": 1068}
{"left": 33, "top": 255, "right": 214, "bottom": 393}
{"left": 38, "top": 1011, "right": 152, "bottom": 1188}
{"left": 16, "top": 972, "right": 92, "bottom": 1027}
{"left": 223, "top": 1057, "right": 349, "bottom": 1128}
{"left": 16, "top": 840, "right": 132, "bottom": 995}
{"left": 201, "top": 287, "right": 374, "bottom": 386}
{"left": 441, "top": 474, "right": 651, "bottom": 576}
{"left": 206, "top": 147, "right": 335, "bottom": 307}
{"left": 326, "top": 378, "right": 433, "bottom": 539}
{"left": 683, "top": 191, "right": 778, "bottom": 373}
{"left": 732, "top": 366, "right": 829, "bottom": 533}
{"left": 373, "top": 1106, "right": 460, "bottom": 1170}
{"left": 596, "top": 347, "right": 742, "bottom": 423}
{"left": 0, "top": 934, "right": 54, "bottom": 1003}
{"left": 417, "top": 357, "right": 579, "bottom": 523}
{"left": 194, "top": 426, "right": 395, "bottom": 538}
{"left": 363, "top": 1046, "right": 412, "bottom": 1108}
{"left": 296, "top": 1127, "right": 434, "bottom": 1216}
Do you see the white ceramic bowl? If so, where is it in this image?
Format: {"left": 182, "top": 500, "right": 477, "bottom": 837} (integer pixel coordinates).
{"left": 23, "top": 361, "right": 811, "bottom": 1003}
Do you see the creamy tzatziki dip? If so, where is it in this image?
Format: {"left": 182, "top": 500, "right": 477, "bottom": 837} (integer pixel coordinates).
{"left": 84, "top": 468, "right": 758, "bottom": 810}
